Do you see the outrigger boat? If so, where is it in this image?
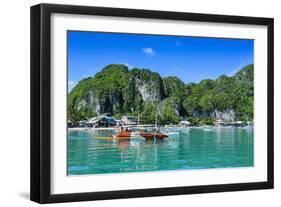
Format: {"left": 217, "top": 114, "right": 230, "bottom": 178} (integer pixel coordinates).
{"left": 112, "top": 131, "right": 131, "bottom": 138}
{"left": 96, "top": 129, "right": 168, "bottom": 141}
{"left": 95, "top": 129, "right": 132, "bottom": 140}
{"left": 139, "top": 110, "right": 168, "bottom": 140}
{"left": 111, "top": 130, "right": 168, "bottom": 140}
{"left": 139, "top": 133, "right": 168, "bottom": 140}
{"left": 96, "top": 112, "right": 169, "bottom": 140}
{"left": 107, "top": 131, "right": 132, "bottom": 140}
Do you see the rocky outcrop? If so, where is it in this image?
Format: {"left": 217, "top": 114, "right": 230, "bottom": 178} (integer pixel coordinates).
{"left": 214, "top": 109, "right": 235, "bottom": 121}
{"left": 191, "top": 109, "right": 235, "bottom": 121}
{"left": 132, "top": 69, "right": 165, "bottom": 103}
{"left": 68, "top": 65, "right": 166, "bottom": 115}
{"left": 68, "top": 64, "right": 254, "bottom": 123}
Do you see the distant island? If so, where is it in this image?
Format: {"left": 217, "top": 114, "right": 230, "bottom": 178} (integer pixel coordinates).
{"left": 68, "top": 64, "right": 253, "bottom": 126}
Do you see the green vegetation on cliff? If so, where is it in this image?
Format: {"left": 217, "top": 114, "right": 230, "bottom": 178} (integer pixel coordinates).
{"left": 68, "top": 64, "right": 254, "bottom": 124}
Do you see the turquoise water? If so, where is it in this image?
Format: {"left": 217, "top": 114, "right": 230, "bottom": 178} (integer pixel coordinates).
{"left": 67, "top": 127, "right": 253, "bottom": 175}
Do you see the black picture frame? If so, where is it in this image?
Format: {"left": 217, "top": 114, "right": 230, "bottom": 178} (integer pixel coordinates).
{"left": 30, "top": 3, "right": 274, "bottom": 204}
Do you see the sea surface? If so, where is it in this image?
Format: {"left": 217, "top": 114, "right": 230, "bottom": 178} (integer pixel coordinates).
{"left": 67, "top": 127, "right": 253, "bottom": 175}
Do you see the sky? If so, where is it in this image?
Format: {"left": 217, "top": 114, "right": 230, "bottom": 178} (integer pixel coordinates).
{"left": 68, "top": 31, "right": 254, "bottom": 91}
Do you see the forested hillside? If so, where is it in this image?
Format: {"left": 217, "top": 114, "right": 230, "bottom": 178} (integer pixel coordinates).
{"left": 68, "top": 64, "right": 254, "bottom": 125}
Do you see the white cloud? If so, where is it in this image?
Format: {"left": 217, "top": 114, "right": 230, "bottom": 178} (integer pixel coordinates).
{"left": 142, "top": 47, "right": 155, "bottom": 57}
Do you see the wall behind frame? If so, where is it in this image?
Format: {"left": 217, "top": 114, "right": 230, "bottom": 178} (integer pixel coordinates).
{"left": 0, "top": 0, "right": 279, "bottom": 206}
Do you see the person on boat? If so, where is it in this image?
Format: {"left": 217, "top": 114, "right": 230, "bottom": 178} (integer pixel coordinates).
{"left": 155, "top": 127, "right": 161, "bottom": 134}
{"left": 120, "top": 126, "right": 124, "bottom": 132}
{"left": 116, "top": 126, "right": 131, "bottom": 138}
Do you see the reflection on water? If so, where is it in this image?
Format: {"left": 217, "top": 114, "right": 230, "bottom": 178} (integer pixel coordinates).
{"left": 67, "top": 127, "right": 253, "bottom": 175}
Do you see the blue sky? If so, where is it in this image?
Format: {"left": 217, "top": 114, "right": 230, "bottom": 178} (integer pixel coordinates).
{"left": 68, "top": 31, "right": 254, "bottom": 91}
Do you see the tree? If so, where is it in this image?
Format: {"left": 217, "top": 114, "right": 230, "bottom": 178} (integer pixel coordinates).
{"left": 68, "top": 63, "right": 254, "bottom": 124}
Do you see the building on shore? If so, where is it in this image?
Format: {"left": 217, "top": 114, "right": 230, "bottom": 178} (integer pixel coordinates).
{"left": 214, "top": 119, "right": 225, "bottom": 126}
{"left": 85, "top": 114, "right": 116, "bottom": 127}
{"left": 121, "top": 116, "right": 137, "bottom": 125}
{"left": 214, "top": 119, "right": 252, "bottom": 127}
{"left": 68, "top": 120, "right": 77, "bottom": 128}
{"left": 179, "top": 120, "right": 191, "bottom": 127}
{"left": 78, "top": 120, "right": 92, "bottom": 128}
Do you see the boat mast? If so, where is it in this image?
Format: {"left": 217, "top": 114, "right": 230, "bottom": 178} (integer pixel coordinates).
{"left": 155, "top": 112, "right": 158, "bottom": 128}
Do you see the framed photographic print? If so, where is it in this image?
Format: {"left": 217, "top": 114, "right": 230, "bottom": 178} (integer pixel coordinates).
{"left": 30, "top": 3, "right": 274, "bottom": 203}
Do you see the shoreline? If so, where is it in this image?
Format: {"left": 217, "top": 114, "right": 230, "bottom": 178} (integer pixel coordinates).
{"left": 68, "top": 125, "right": 254, "bottom": 131}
